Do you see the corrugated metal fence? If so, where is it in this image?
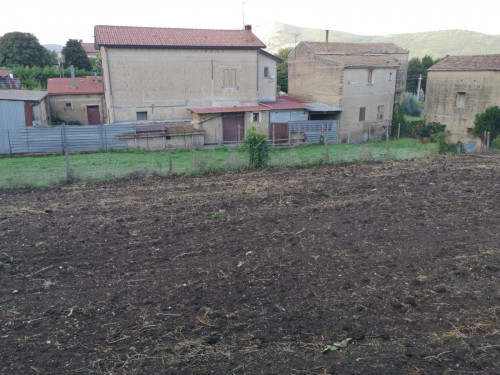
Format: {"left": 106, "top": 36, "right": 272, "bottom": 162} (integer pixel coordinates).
{"left": 289, "top": 120, "right": 339, "bottom": 144}
{"left": 2, "top": 124, "right": 135, "bottom": 154}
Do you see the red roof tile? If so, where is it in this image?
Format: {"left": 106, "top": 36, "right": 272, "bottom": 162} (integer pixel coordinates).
{"left": 306, "top": 42, "right": 408, "bottom": 54}
{"left": 94, "top": 25, "right": 265, "bottom": 49}
{"left": 428, "top": 55, "right": 500, "bottom": 71}
{"left": 47, "top": 76, "right": 103, "bottom": 95}
{"left": 0, "top": 70, "right": 12, "bottom": 77}
{"left": 260, "top": 99, "right": 312, "bottom": 110}
{"left": 82, "top": 42, "right": 98, "bottom": 54}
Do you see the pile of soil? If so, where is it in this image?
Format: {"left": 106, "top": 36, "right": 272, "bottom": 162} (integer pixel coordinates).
{"left": 1, "top": 155, "right": 499, "bottom": 374}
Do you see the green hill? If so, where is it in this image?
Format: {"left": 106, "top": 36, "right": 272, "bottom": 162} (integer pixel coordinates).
{"left": 255, "top": 22, "right": 500, "bottom": 58}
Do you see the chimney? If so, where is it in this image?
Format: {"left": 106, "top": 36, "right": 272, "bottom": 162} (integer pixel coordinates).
{"left": 325, "top": 30, "right": 329, "bottom": 51}
{"left": 70, "top": 65, "right": 77, "bottom": 89}
{"left": 244, "top": 24, "right": 253, "bottom": 42}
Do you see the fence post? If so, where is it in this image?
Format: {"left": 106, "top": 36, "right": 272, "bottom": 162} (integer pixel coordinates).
{"left": 168, "top": 143, "right": 173, "bottom": 173}
{"left": 386, "top": 125, "right": 390, "bottom": 155}
{"left": 398, "top": 123, "right": 401, "bottom": 139}
{"left": 104, "top": 129, "right": 108, "bottom": 152}
{"left": 237, "top": 125, "right": 240, "bottom": 147}
{"left": 288, "top": 123, "right": 291, "bottom": 145}
{"left": 7, "top": 131, "right": 12, "bottom": 157}
{"left": 99, "top": 125, "right": 103, "bottom": 150}
{"left": 272, "top": 124, "right": 275, "bottom": 146}
{"left": 62, "top": 126, "right": 72, "bottom": 182}
{"left": 298, "top": 123, "right": 301, "bottom": 143}
{"left": 323, "top": 124, "right": 329, "bottom": 159}
{"left": 487, "top": 131, "right": 491, "bottom": 150}
{"left": 191, "top": 133, "right": 195, "bottom": 150}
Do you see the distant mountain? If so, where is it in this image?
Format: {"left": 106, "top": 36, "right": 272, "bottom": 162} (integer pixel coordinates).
{"left": 254, "top": 22, "right": 500, "bottom": 58}
{"left": 44, "top": 44, "right": 63, "bottom": 52}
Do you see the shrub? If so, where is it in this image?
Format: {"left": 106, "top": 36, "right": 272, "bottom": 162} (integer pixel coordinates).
{"left": 491, "top": 136, "right": 500, "bottom": 150}
{"left": 404, "top": 92, "right": 423, "bottom": 117}
{"left": 243, "top": 126, "right": 269, "bottom": 168}
{"left": 436, "top": 132, "right": 464, "bottom": 154}
{"left": 417, "top": 121, "right": 446, "bottom": 139}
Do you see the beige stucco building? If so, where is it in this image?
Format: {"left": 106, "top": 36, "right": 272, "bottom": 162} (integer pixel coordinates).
{"left": 94, "top": 25, "right": 308, "bottom": 146}
{"left": 288, "top": 42, "right": 406, "bottom": 143}
{"left": 47, "top": 76, "right": 105, "bottom": 125}
{"left": 425, "top": 55, "right": 500, "bottom": 142}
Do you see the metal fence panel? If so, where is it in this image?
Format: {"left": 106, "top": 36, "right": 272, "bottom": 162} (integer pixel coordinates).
{"left": 5, "top": 124, "right": 135, "bottom": 154}
{"left": 289, "top": 120, "right": 339, "bottom": 144}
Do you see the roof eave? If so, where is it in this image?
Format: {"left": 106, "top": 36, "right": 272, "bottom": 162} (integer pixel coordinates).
{"left": 96, "top": 43, "right": 265, "bottom": 50}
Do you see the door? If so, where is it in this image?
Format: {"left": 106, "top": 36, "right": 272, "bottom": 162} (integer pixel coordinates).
{"left": 270, "top": 123, "right": 289, "bottom": 143}
{"left": 87, "top": 106, "right": 101, "bottom": 125}
{"left": 24, "top": 101, "right": 33, "bottom": 126}
{"left": 222, "top": 113, "right": 245, "bottom": 143}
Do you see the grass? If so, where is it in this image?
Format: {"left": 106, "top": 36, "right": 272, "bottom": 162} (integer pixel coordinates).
{"left": 0, "top": 139, "right": 438, "bottom": 189}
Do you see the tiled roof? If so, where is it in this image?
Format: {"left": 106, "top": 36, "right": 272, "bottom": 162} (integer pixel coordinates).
{"left": 306, "top": 42, "right": 408, "bottom": 54}
{"left": 0, "top": 70, "right": 12, "bottom": 77}
{"left": 0, "top": 89, "right": 48, "bottom": 102}
{"left": 188, "top": 99, "right": 311, "bottom": 114}
{"left": 82, "top": 42, "right": 98, "bottom": 54}
{"left": 95, "top": 25, "right": 266, "bottom": 49}
{"left": 428, "top": 55, "right": 500, "bottom": 71}
{"left": 325, "top": 54, "right": 400, "bottom": 68}
{"left": 47, "top": 76, "right": 103, "bottom": 95}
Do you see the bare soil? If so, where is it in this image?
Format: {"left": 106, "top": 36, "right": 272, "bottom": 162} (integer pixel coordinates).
{"left": 1, "top": 155, "right": 499, "bottom": 375}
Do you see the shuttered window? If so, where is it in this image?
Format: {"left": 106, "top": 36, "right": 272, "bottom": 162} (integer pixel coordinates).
{"left": 223, "top": 69, "right": 237, "bottom": 88}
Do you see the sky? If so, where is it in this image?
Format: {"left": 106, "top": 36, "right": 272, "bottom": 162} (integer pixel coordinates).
{"left": 2, "top": 0, "right": 499, "bottom": 46}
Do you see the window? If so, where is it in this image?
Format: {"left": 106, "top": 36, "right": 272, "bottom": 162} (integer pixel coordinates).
{"left": 223, "top": 69, "right": 237, "bottom": 88}
{"left": 252, "top": 112, "right": 261, "bottom": 123}
{"left": 359, "top": 107, "right": 366, "bottom": 122}
{"left": 389, "top": 72, "right": 393, "bottom": 81}
{"left": 467, "top": 128, "right": 473, "bottom": 134}
{"left": 368, "top": 69, "right": 374, "bottom": 84}
{"left": 136, "top": 111, "right": 147, "bottom": 121}
{"left": 264, "top": 67, "right": 269, "bottom": 78}
{"left": 65, "top": 102, "right": 72, "bottom": 110}
{"left": 456, "top": 92, "right": 466, "bottom": 108}
{"left": 377, "top": 105, "right": 385, "bottom": 120}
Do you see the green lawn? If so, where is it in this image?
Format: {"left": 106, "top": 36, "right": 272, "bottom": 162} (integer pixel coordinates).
{"left": 0, "top": 139, "right": 437, "bottom": 189}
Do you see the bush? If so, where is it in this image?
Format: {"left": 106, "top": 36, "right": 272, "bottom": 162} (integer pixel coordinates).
{"left": 491, "top": 136, "right": 500, "bottom": 150}
{"left": 243, "top": 126, "right": 269, "bottom": 168}
{"left": 404, "top": 92, "right": 423, "bottom": 117}
{"left": 473, "top": 105, "right": 500, "bottom": 140}
{"left": 436, "top": 132, "right": 464, "bottom": 154}
{"left": 415, "top": 121, "right": 446, "bottom": 139}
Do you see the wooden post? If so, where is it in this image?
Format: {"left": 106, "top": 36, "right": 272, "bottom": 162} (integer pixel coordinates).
{"left": 386, "top": 125, "right": 390, "bottom": 155}
{"left": 62, "top": 126, "right": 72, "bottom": 182}
{"left": 168, "top": 143, "right": 173, "bottom": 173}
{"left": 398, "top": 123, "right": 401, "bottom": 139}
{"left": 298, "top": 123, "right": 301, "bottom": 143}
{"left": 134, "top": 136, "right": 138, "bottom": 150}
{"left": 162, "top": 135, "right": 166, "bottom": 150}
{"left": 324, "top": 123, "right": 329, "bottom": 159}
{"left": 191, "top": 133, "right": 194, "bottom": 150}
{"left": 484, "top": 131, "right": 487, "bottom": 150}
{"left": 7, "top": 130, "right": 12, "bottom": 157}
{"left": 99, "top": 125, "right": 103, "bottom": 150}
{"left": 487, "top": 131, "right": 491, "bottom": 150}
{"left": 288, "top": 123, "right": 291, "bottom": 145}
{"left": 272, "top": 124, "right": 275, "bottom": 146}
{"left": 104, "top": 129, "right": 108, "bottom": 152}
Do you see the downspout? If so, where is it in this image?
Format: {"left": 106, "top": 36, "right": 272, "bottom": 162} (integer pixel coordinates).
{"left": 104, "top": 47, "right": 114, "bottom": 123}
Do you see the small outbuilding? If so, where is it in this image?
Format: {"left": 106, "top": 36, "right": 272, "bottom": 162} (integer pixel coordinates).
{"left": 47, "top": 76, "right": 106, "bottom": 125}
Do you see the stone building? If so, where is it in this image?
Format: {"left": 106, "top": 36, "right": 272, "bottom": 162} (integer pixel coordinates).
{"left": 287, "top": 42, "right": 407, "bottom": 143}
{"left": 94, "top": 24, "right": 308, "bottom": 145}
{"left": 425, "top": 55, "right": 500, "bottom": 142}
{"left": 47, "top": 76, "right": 105, "bottom": 125}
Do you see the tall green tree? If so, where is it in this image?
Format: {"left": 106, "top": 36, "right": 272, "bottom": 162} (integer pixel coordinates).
{"left": 406, "top": 57, "right": 424, "bottom": 94}
{"left": 276, "top": 47, "right": 293, "bottom": 93}
{"left": 473, "top": 105, "right": 500, "bottom": 140}
{"left": 0, "top": 32, "right": 52, "bottom": 67}
{"left": 62, "top": 39, "right": 92, "bottom": 71}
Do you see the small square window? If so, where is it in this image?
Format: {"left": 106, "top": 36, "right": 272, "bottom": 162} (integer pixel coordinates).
{"left": 252, "top": 112, "right": 261, "bottom": 123}
{"left": 359, "top": 107, "right": 366, "bottom": 122}
{"left": 65, "top": 102, "right": 72, "bottom": 110}
{"left": 377, "top": 105, "right": 385, "bottom": 120}
{"left": 264, "top": 67, "right": 269, "bottom": 78}
{"left": 137, "top": 111, "right": 147, "bottom": 121}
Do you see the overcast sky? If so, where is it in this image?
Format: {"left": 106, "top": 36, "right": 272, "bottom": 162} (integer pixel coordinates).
{"left": 2, "top": 0, "right": 499, "bottom": 46}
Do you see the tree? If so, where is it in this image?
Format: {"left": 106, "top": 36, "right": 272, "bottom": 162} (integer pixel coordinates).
{"left": 0, "top": 32, "right": 52, "bottom": 67}
{"left": 62, "top": 39, "right": 92, "bottom": 71}
{"left": 276, "top": 47, "right": 293, "bottom": 93}
{"left": 406, "top": 57, "right": 424, "bottom": 94}
{"left": 473, "top": 105, "right": 500, "bottom": 140}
